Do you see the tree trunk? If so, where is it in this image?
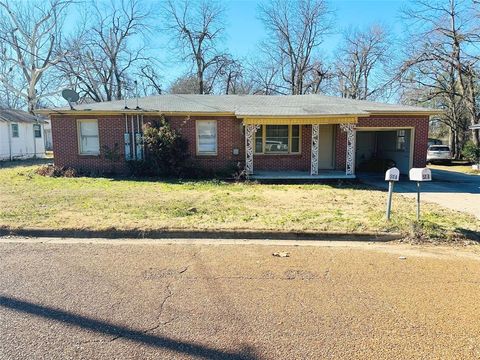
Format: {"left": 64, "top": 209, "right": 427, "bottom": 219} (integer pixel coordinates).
{"left": 27, "top": 86, "right": 37, "bottom": 114}
{"left": 454, "top": 130, "right": 461, "bottom": 159}
{"left": 449, "top": 130, "right": 456, "bottom": 158}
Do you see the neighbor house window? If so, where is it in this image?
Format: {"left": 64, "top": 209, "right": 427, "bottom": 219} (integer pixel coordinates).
{"left": 396, "top": 130, "right": 406, "bottom": 151}
{"left": 196, "top": 120, "right": 217, "bottom": 155}
{"left": 254, "top": 125, "right": 301, "bottom": 154}
{"left": 11, "top": 123, "right": 19, "bottom": 138}
{"left": 33, "top": 124, "right": 42, "bottom": 138}
{"left": 77, "top": 119, "right": 100, "bottom": 155}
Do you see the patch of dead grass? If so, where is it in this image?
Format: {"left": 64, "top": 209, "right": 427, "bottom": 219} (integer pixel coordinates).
{"left": 0, "top": 165, "right": 478, "bottom": 241}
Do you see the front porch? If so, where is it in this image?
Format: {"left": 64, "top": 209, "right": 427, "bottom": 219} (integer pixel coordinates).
{"left": 250, "top": 170, "right": 356, "bottom": 180}
{"left": 243, "top": 117, "right": 360, "bottom": 179}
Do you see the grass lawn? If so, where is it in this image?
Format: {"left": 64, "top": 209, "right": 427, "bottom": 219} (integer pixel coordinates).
{"left": 429, "top": 164, "right": 480, "bottom": 175}
{"left": 0, "top": 164, "right": 478, "bottom": 241}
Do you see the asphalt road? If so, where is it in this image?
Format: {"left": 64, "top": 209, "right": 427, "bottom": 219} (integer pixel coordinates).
{"left": 1, "top": 237, "right": 480, "bottom": 359}
{"left": 359, "top": 168, "right": 480, "bottom": 218}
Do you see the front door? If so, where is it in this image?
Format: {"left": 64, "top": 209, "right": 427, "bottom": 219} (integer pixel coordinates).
{"left": 318, "top": 125, "right": 335, "bottom": 169}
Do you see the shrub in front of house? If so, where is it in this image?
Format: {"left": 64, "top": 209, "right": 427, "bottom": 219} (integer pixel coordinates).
{"left": 101, "top": 143, "right": 122, "bottom": 175}
{"left": 35, "top": 164, "right": 77, "bottom": 178}
{"left": 130, "top": 116, "right": 189, "bottom": 177}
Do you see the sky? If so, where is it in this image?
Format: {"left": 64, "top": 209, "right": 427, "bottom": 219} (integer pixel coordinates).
{"left": 158, "top": 0, "right": 409, "bottom": 85}
{"left": 61, "top": 0, "right": 411, "bottom": 92}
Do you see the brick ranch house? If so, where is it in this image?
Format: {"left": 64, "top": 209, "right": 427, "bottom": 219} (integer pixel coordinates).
{"left": 37, "top": 94, "right": 440, "bottom": 179}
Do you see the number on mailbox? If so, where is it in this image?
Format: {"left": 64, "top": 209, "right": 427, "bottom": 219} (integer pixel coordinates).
{"left": 409, "top": 168, "right": 432, "bottom": 182}
{"left": 385, "top": 167, "right": 400, "bottom": 181}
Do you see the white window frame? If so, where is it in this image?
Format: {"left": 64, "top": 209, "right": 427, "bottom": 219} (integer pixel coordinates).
{"left": 11, "top": 123, "right": 19, "bottom": 138}
{"left": 77, "top": 119, "right": 100, "bottom": 155}
{"left": 196, "top": 120, "right": 218, "bottom": 155}
{"left": 33, "top": 124, "right": 42, "bottom": 138}
{"left": 254, "top": 124, "right": 301, "bottom": 155}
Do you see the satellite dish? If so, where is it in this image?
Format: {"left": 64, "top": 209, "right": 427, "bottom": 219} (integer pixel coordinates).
{"left": 62, "top": 89, "right": 79, "bottom": 102}
{"left": 62, "top": 89, "right": 79, "bottom": 109}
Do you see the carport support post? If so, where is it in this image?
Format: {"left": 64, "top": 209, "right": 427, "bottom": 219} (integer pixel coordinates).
{"left": 340, "top": 123, "right": 356, "bottom": 176}
{"left": 386, "top": 181, "right": 394, "bottom": 220}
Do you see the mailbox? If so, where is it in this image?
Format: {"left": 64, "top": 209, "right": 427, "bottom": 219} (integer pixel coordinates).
{"left": 409, "top": 168, "right": 432, "bottom": 181}
{"left": 385, "top": 167, "right": 400, "bottom": 181}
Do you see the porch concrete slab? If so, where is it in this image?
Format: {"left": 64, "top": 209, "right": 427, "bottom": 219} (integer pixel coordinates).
{"left": 251, "top": 170, "right": 355, "bottom": 180}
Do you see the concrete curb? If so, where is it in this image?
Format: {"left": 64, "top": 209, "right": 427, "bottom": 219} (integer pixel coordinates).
{"left": 0, "top": 227, "right": 403, "bottom": 242}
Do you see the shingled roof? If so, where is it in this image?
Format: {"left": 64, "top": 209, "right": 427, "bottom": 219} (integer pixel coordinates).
{"left": 38, "top": 94, "right": 440, "bottom": 116}
{"left": 0, "top": 108, "right": 45, "bottom": 123}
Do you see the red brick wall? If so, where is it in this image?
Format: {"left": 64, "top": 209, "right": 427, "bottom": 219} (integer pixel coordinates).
{"left": 51, "top": 113, "right": 429, "bottom": 174}
{"left": 159, "top": 115, "right": 245, "bottom": 171}
{"left": 51, "top": 114, "right": 245, "bottom": 174}
{"left": 335, "top": 115, "right": 430, "bottom": 170}
{"left": 51, "top": 114, "right": 129, "bottom": 174}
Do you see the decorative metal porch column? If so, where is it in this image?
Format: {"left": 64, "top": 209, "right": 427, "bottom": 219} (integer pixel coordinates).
{"left": 245, "top": 124, "right": 261, "bottom": 175}
{"left": 340, "top": 123, "right": 357, "bottom": 176}
{"left": 311, "top": 124, "right": 319, "bottom": 175}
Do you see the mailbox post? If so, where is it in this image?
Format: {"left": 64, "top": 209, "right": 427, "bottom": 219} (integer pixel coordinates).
{"left": 385, "top": 167, "right": 400, "bottom": 220}
{"left": 409, "top": 168, "right": 432, "bottom": 220}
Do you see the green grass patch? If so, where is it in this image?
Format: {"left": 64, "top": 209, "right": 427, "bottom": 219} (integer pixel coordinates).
{"left": 0, "top": 165, "right": 478, "bottom": 241}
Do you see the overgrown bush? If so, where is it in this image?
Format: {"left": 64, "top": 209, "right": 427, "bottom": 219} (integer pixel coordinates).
{"left": 135, "top": 116, "right": 189, "bottom": 177}
{"left": 35, "top": 165, "right": 77, "bottom": 177}
{"left": 462, "top": 141, "right": 480, "bottom": 164}
{"left": 102, "top": 143, "right": 122, "bottom": 174}
{"left": 232, "top": 161, "right": 247, "bottom": 181}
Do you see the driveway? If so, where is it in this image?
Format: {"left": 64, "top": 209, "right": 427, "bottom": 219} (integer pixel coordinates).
{"left": 359, "top": 168, "right": 480, "bottom": 218}
{"left": 1, "top": 237, "right": 480, "bottom": 359}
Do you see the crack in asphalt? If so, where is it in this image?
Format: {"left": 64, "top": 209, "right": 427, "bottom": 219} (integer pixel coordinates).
{"left": 104, "top": 250, "right": 200, "bottom": 344}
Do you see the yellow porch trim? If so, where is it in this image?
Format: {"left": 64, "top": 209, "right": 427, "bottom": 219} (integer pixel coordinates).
{"left": 242, "top": 116, "right": 358, "bottom": 125}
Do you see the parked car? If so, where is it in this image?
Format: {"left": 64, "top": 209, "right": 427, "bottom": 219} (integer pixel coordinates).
{"left": 265, "top": 140, "right": 288, "bottom": 152}
{"left": 427, "top": 145, "right": 452, "bottom": 164}
{"left": 428, "top": 138, "right": 443, "bottom": 147}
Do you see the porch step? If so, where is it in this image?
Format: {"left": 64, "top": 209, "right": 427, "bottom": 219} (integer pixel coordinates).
{"left": 250, "top": 171, "right": 356, "bottom": 181}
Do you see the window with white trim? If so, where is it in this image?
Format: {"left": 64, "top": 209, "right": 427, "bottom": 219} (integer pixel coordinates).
{"left": 33, "top": 124, "right": 42, "bottom": 138}
{"left": 254, "top": 125, "right": 301, "bottom": 154}
{"left": 77, "top": 119, "right": 100, "bottom": 155}
{"left": 196, "top": 120, "right": 217, "bottom": 155}
{"left": 11, "top": 123, "right": 19, "bottom": 138}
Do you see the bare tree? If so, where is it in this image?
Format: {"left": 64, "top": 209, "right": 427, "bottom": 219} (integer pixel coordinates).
{"left": 258, "top": 0, "right": 333, "bottom": 95}
{"left": 246, "top": 53, "right": 281, "bottom": 95}
{"left": 136, "top": 62, "right": 163, "bottom": 96}
{"left": 0, "top": 56, "right": 26, "bottom": 109}
{"left": 163, "top": 0, "right": 227, "bottom": 94}
{"left": 59, "top": 0, "right": 152, "bottom": 103}
{"left": 0, "top": 0, "right": 73, "bottom": 112}
{"left": 168, "top": 74, "right": 198, "bottom": 94}
{"left": 334, "top": 25, "right": 392, "bottom": 100}
{"left": 302, "top": 58, "right": 331, "bottom": 94}
{"left": 399, "top": 0, "right": 480, "bottom": 151}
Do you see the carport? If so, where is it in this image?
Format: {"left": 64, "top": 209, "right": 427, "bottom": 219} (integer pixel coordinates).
{"left": 355, "top": 128, "right": 413, "bottom": 173}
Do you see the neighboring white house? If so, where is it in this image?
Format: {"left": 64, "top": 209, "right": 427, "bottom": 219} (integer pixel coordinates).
{"left": 0, "top": 109, "right": 46, "bottom": 161}
{"left": 43, "top": 119, "right": 53, "bottom": 150}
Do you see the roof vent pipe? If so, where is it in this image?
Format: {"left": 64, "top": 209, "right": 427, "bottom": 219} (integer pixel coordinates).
{"left": 135, "top": 80, "right": 140, "bottom": 110}
{"left": 124, "top": 81, "right": 129, "bottom": 110}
